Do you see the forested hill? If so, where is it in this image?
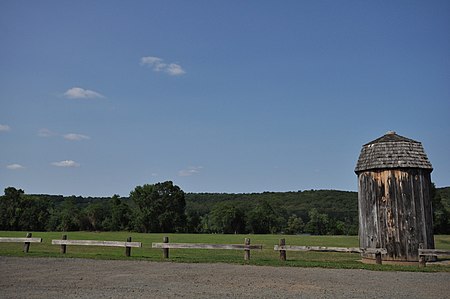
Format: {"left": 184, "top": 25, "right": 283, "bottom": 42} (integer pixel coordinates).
{"left": 438, "top": 186, "right": 450, "bottom": 210}
{"left": 29, "top": 187, "right": 449, "bottom": 214}
{"left": 2, "top": 186, "right": 448, "bottom": 235}
{"left": 185, "top": 190, "right": 358, "bottom": 220}
{"left": 30, "top": 189, "right": 359, "bottom": 217}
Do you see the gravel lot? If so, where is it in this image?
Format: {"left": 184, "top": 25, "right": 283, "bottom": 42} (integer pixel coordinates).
{"left": 1, "top": 257, "right": 449, "bottom": 298}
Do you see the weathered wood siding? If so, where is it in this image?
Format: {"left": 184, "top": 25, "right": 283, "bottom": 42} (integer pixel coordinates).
{"left": 357, "top": 168, "right": 434, "bottom": 261}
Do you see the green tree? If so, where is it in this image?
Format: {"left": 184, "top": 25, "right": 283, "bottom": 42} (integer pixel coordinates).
{"left": 285, "top": 214, "right": 304, "bottom": 235}
{"left": 247, "top": 200, "right": 284, "bottom": 234}
{"left": 209, "top": 202, "right": 246, "bottom": 234}
{"left": 431, "top": 183, "right": 450, "bottom": 234}
{"left": 0, "top": 187, "right": 25, "bottom": 230}
{"left": 130, "top": 181, "right": 186, "bottom": 233}
{"left": 83, "top": 201, "right": 110, "bottom": 231}
{"left": 305, "top": 208, "right": 329, "bottom": 235}
{"left": 186, "top": 210, "right": 203, "bottom": 233}
{"left": 105, "top": 195, "right": 132, "bottom": 231}
{"left": 18, "top": 196, "right": 52, "bottom": 231}
{"left": 57, "top": 198, "right": 81, "bottom": 231}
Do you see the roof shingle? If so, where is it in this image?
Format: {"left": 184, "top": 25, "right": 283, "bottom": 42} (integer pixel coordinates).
{"left": 355, "top": 131, "right": 433, "bottom": 173}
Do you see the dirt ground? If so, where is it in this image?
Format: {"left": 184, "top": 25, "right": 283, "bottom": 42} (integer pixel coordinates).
{"left": 1, "top": 257, "right": 449, "bottom": 298}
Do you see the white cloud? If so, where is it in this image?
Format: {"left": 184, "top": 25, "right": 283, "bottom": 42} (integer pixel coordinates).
{"left": 141, "top": 56, "right": 186, "bottom": 76}
{"left": 0, "top": 124, "right": 11, "bottom": 132}
{"left": 38, "top": 128, "right": 57, "bottom": 137}
{"left": 63, "top": 133, "right": 90, "bottom": 141}
{"left": 7, "top": 164, "right": 25, "bottom": 170}
{"left": 178, "top": 166, "right": 203, "bottom": 177}
{"left": 166, "top": 63, "right": 186, "bottom": 76}
{"left": 63, "top": 87, "right": 105, "bottom": 99}
{"left": 51, "top": 160, "right": 80, "bottom": 167}
{"left": 141, "top": 56, "right": 165, "bottom": 68}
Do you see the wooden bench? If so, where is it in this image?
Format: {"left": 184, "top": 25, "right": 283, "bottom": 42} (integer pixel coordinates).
{"left": 418, "top": 248, "right": 450, "bottom": 267}
{"left": 274, "top": 238, "right": 387, "bottom": 264}
{"left": 0, "top": 233, "right": 42, "bottom": 253}
{"left": 152, "top": 237, "right": 262, "bottom": 260}
{"left": 52, "top": 235, "right": 141, "bottom": 256}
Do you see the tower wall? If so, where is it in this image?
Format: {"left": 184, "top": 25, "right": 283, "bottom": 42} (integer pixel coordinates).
{"left": 357, "top": 168, "right": 434, "bottom": 262}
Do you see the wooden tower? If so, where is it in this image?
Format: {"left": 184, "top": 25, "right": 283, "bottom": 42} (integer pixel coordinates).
{"left": 355, "top": 131, "right": 434, "bottom": 263}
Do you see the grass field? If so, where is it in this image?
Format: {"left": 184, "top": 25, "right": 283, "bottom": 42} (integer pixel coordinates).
{"left": 1, "top": 231, "right": 449, "bottom": 272}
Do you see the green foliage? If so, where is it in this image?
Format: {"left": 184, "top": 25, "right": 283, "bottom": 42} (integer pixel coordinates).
{"left": 185, "top": 211, "right": 203, "bottom": 233}
{"left": 247, "top": 200, "right": 285, "bottom": 234}
{"left": 106, "top": 195, "right": 132, "bottom": 231}
{"left": 209, "top": 202, "right": 246, "bottom": 234}
{"left": 285, "top": 214, "right": 304, "bottom": 235}
{"left": 0, "top": 187, "right": 25, "bottom": 230}
{"left": 0, "top": 187, "right": 52, "bottom": 231}
{"left": 190, "top": 190, "right": 360, "bottom": 235}
{"left": 130, "top": 181, "right": 187, "bottom": 233}
{"left": 1, "top": 184, "right": 448, "bottom": 236}
{"left": 305, "top": 208, "right": 329, "bottom": 235}
{"left": 432, "top": 184, "right": 450, "bottom": 234}
{"left": 56, "top": 199, "right": 81, "bottom": 231}
{"left": 18, "top": 196, "right": 52, "bottom": 231}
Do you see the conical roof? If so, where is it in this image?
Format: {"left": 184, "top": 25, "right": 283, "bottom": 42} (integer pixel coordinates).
{"left": 355, "top": 131, "right": 433, "bottom": 173}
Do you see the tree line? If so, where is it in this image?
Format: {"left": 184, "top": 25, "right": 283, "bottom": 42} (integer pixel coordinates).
{"left": 1, "top": 181, "right": 449, "bottom": 235}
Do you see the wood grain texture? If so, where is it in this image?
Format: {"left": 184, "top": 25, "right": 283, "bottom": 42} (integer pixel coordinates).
{"left": 419, "top": 249, "right": 450, "bottom": 257}
{"left": 152, "top": 243, "right": 262, "bottom": 250}
{"left": 51, "top": 240, "right": 142, "bottom": 248}
{"left": 357, "top": 168, "right": 434, "bottom": 262}
{"left": 273, "top": 245, "right": 387, "bottom": 254}
{"left": 0, "top": 237, "right": 42, "bottom": 243}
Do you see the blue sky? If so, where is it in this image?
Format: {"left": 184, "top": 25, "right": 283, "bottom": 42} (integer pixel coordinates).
{"left": 1, "top": 1, "right": 449, "bottom": 196}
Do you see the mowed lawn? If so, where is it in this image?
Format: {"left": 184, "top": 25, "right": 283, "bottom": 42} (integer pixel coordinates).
{"left": 1, "top": 231, "right": 449, "bottom": 272}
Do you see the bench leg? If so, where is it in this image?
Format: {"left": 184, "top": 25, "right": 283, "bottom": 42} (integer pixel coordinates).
{"left": 61, "top": 235, "right": 67, "bottom": 254}
{"left": 419, "top": 255, "right": 426, "bottom": 267}
{"left": 125, "top": 237, "right": 132, "bottom": 257}
{"left": 163, "top": 236, "right": 169, "bottom": 259}
{"left": 279, "top": 238, "right": 286, "bottom": 261}
{"left": 23, "top": 233, "right": 32, "bottom": 253}
{"left": 244, "top": 238, "right": 251, "bottom": 261}
{"left": 375, "top": 252, "right": 382, "bottom": 265}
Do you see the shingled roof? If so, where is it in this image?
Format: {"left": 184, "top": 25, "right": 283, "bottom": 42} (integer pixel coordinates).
{"left": 355, "top": 131, "right": 433, "bottom": 173}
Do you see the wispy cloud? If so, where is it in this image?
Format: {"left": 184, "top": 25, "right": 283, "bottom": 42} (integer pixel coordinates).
{"left": 63, "top": 87, "right": 105, "bottom": 99}
{"left": 63, "top": 133, "right": 90, "bottom": 141}
{"left": 166, "top": 63, "right": 186, "bottom": 76}
{"left": 38, "top": 129, "right": 90, "bottom": 141}
{"left": 38, "top": 128, "right": 57, "bottom": 137}
{"left": 178, "top": 166, "right": 203, "bottom": 177}
{"left": 7, "top": 164, "right": 25, "bottom": 170}
{"left": 0, "top": 124, "right": 11, "bottom": 132}
{"left": 140, "top": 56, "right": 186, "bottom": 76}
{"left": 51, "top": 160, "right": 80, "bottom": 168}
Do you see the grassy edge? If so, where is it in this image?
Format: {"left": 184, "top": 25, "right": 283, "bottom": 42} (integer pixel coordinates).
{"left": 0, "top": 231, "right": 449, "bottom": 273}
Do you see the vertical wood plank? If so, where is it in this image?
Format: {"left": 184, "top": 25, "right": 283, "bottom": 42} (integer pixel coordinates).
{"left": 60, "top": 235, "right": 67, "bottom": 254}
{"left": 244, "top": 238, "right": 250, "bottom": 261}
{"left": 163, "top": 236, "right": 169, "bottom": 259}
{"left": 23, "top": 233, "right": 32, "bottom": 253}
{"left": 125, "top": 237, "right": 132, "bottom": 257}
{"left": 279, "top": 238, "right": 286, "bottom": 261}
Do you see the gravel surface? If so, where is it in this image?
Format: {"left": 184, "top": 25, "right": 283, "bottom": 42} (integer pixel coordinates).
{"left": 1, "top": 257, "right": 449, "bottom": 298}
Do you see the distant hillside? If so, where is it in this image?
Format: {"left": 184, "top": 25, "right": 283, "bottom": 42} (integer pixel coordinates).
{"left": 4, "top": 185, "right": 447, "bottom": 234}
{"left": 185, "top": 190, "right": 358, "bottom": 220}
{"left": 437, "top": 186, "right": 450, "bottom": 210}
{"left": 32, "top": 187, "right": 449, "bottom": 219}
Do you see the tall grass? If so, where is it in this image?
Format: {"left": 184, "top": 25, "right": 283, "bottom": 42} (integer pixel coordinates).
{"left": 1, "top": 231, "right": 449, "bottom": 272}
